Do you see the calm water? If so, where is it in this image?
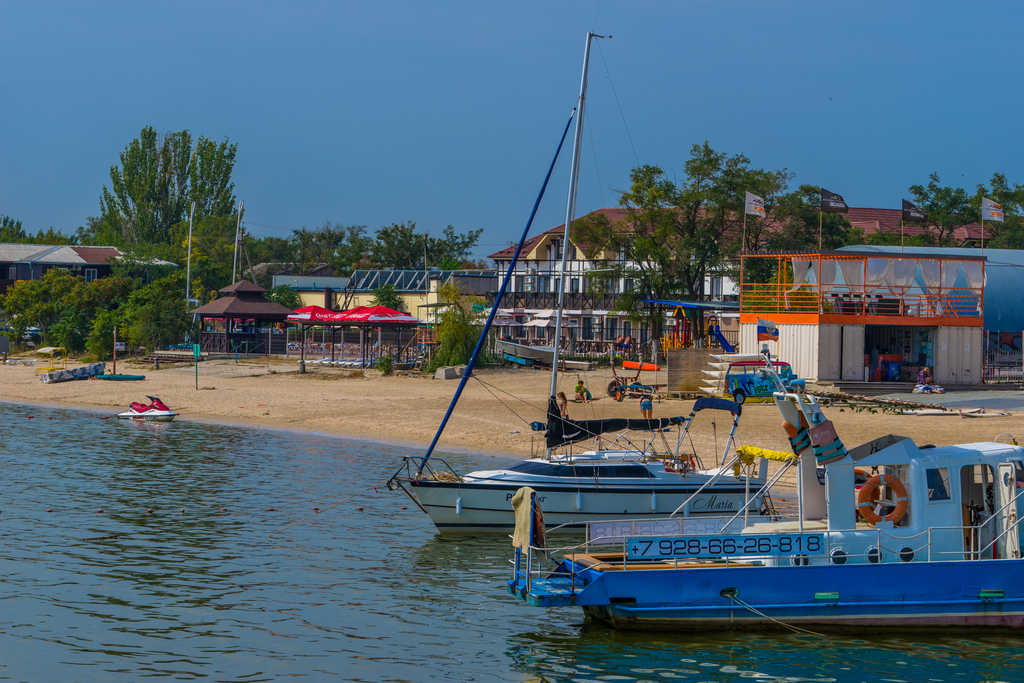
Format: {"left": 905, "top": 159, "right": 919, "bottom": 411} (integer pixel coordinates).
{"left": 0, "top": 402, "right": 1022, "bottom": 682}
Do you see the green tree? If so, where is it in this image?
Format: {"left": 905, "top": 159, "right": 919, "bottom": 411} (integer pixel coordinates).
{"left": 574, "top": 164, "right": 683, "bottom": 340}
{"left": 121, "top": 272, "right": 190, "bottom": 352}
{"left": 267, "top": 284, "right": 302, "bottom": 310}
{"left": 2, "top": 269, "right": 82, "bottom": 342}
{"left": 1, "top": 269, "right": 132, "bottom": 351}
{"left": 0, "top": 215, "right": 26, "bottom": 242}
{"left": 427, "top": 281, "right": 483, "bottom": 371}
{"left": 974, "top": 172, "right": 1024, "bottom": 248}
{"left": 369, "top": 283, "right": 404, "bottom": 311}
{"left": 773, "top": 185, "right": 863, "bottom": 250}
{"left": 908, "top": 173, "right": 978, "bottom": 246}
{"left": 100, "top": 126, "right": 237, "bottom": 245}
{"left": 369, "top": 221, "right": 483, "bottom": 270}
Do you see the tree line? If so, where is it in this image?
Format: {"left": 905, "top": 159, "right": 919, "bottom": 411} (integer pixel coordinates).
{"left": 1, "top": 125, "right": 485, "bottom": 355}
{"left": 574, "top": 141, "right": 1024, "bottom": 337}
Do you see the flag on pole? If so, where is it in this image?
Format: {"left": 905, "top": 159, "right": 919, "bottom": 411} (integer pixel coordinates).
{"left": 745, "top": 191, "right": 766, "bottom": 218}
{"left": 820, "top": 188, "right": 849, "bottom": 213}
{"left": 756, "top": 318, "right": 779, "bottom": 342}
{"left": 902, "top": 199, "right": 926, "bottom": 223}
{"left": 982, "top": 197, "right": 1004, "bottom": 222}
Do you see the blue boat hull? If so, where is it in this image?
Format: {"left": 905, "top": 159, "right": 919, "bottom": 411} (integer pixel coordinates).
{"left": 512, "top": 559, "right": 1024, "bottom": 631}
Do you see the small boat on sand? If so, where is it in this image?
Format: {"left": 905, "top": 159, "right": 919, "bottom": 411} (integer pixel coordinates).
{"left": 117, "top": 396, "right": 177, "bottom": 421}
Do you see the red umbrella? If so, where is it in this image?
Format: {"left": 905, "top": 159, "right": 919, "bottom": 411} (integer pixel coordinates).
{"left": 334, "top": 305, "right": 418, "bottom": 323}
{"left": 287, "top": 305, "right": 340, "bottom": 322}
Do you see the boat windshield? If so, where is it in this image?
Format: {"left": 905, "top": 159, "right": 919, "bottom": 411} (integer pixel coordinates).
{"left": 507, "top": 461, "right": 652, "bottom": 478}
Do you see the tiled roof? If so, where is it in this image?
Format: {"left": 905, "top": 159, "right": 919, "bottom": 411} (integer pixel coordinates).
{"left": 846, "top": 207, "right": 992, "bottom": 242}
{"left": 489, "top": 208, "right": 630, "bottom": 260}
{"left": 490, "top": 206, "right": 996, "bottom": 262}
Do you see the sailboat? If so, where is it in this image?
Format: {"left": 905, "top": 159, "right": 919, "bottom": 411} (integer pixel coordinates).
{"left": 388, "top": 33, "right": 765, "bottom": 534}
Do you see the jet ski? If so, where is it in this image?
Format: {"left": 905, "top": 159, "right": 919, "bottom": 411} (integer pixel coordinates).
{"left": 117, "top": 396, "right": 177, "bottom": 421}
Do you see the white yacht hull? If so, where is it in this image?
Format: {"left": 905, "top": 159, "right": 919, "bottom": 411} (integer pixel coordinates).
{"left": 408, "top": 478, "right": 760, "bottom": 534}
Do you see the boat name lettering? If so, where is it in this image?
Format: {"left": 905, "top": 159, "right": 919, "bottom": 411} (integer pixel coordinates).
{"left": 689, "top": 494, "right": 736, "bottom": 512}
{"left": 505, "top": 493, "right": 546, "bottom": 502}
{"left": 626, "top": 534, "right": 825, "bottom": 560}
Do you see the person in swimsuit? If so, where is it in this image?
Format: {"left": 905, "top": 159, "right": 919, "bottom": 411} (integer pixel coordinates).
{"left": 556, "top": 391, "right": 568, "bottom": 418}
{"left": 639, "top": 394, "right": 653, "bottom": 419}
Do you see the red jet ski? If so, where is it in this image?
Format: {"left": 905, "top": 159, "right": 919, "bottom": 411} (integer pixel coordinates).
{"left": 118, "top": 396, "right": 177, "bottom": 421}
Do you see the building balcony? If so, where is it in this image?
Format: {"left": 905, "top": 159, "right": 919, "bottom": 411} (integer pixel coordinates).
{"left": 486, "top": 291, "right": 622, "bottom": 312}
{"left": 739, "top": 250, "right": 985, "bottom": 327}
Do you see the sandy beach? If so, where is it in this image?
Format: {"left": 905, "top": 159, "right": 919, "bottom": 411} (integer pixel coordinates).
{"left": 2, "top": 356, "right": 1020, "bottom": 469}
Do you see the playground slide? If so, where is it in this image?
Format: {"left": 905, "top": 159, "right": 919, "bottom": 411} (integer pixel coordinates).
{"left": 712, "top": 327, "right": 735, "bottom": 353}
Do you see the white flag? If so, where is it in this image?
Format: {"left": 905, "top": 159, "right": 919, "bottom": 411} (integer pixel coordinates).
{"left": 745, "top": 191, "right": 766, "bottom": 218}
{"left": 982, "top": 197, "right": 1004, "bottom": 222}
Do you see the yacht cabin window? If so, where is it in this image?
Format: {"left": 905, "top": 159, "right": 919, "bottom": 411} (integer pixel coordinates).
{"left": 926, "top": 468, "right": 951, "bottom": 501}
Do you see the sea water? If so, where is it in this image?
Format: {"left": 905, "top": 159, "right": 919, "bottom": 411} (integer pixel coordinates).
{"left": 0, "top": 402, "right": 1021, "bottom": 682}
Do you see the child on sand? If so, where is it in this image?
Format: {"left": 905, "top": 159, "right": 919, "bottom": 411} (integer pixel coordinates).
{"left": 574, "top": 381, "right": 592, "bottom": 402}
{"left": 556, "top": 391, "right": 568, "bottom": 418}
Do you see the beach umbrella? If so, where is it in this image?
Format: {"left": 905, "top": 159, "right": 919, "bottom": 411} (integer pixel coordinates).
{"left": 334, "top": 305, "right": 418, "bottom": 323}
{"left": 287, "top": 305, "right": 341, "bottom": 322}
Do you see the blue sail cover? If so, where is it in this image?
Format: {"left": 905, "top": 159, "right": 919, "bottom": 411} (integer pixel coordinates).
{"left": 691, "top": 397, "right": 742, "bottom": 416}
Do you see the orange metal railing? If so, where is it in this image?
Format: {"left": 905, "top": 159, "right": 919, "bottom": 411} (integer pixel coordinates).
{"left": 738, "top": 253, "right": 984, "bottom": 321}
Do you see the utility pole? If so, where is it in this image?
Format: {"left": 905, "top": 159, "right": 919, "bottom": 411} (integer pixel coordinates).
{"left": 231, "top": 200, "right": 245, "bottom": 283}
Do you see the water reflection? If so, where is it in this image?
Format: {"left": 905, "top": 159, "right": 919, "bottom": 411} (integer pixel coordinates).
{"left": 1, "top": 401, "right": 1022, "bottom": 682}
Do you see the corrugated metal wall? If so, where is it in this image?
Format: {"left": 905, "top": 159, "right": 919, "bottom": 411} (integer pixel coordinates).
{"left": 935, "top": 326, "right": 982, "bottom": 385}
{"left": 741, "top": 323, "right": 821, "bottom": 381}
{"left": 818, "top": 325, "right": 842, "bottom": 381}
{"left": 841, "top": 324, "right": 866, "bottom": 380}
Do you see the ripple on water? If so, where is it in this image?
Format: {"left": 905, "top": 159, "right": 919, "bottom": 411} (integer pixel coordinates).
{"left": 0, "top": 403, "right": 1022, "bottom": 681}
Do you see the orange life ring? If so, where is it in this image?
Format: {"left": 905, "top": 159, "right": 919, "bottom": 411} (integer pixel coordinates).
{"left": 857, "top": 473, "right": 909, "bottom": 524}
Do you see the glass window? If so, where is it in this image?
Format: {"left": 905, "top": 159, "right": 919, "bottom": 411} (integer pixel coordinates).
{"left": 606, "top": 317, "right": 618, "bottom": 339}
{"left": 926, "top": 467, "right": 951, "bottom": 501}
{"left": 582, "top": 317, "right": 594, "bottom": 340}
{"left": 623, "top": 321, "right": 633, "bottom": 338}
{"left": 570, "top": 278, "right": 579, "bottom": 293}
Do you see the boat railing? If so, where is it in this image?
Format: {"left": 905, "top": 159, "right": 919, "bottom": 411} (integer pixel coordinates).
{"left": 512, "top": 510, "right": 1024, "bottom": 596}
{"left": 397, "top": 456, "right": 464, "bottom": 483}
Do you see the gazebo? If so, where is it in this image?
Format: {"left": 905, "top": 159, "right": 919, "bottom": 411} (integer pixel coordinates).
{"left": 286, "top": 305, "right": 420, "bottom": 368}
{"left": 192, "top": 281, "right": 294, "bottom": 355}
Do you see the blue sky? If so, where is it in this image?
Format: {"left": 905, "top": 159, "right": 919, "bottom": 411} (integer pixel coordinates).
{"left": 2, "top": 1, "right": 1023, "bottom": 259}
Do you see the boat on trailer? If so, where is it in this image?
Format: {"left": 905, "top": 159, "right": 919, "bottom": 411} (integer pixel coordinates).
{"left": 508, "top": 348, "right": 1024, "bottom": 631}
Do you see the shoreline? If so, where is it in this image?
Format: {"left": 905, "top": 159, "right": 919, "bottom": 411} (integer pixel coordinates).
{"left": 0, "top": 396, "right": 521, "bottom": 464}
{"left": 2, "top": 358, "right": 1021, "bottom": 488}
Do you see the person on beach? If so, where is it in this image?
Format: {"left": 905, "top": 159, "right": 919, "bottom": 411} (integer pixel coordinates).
{"left": 918, "top": 367, "right": 933, "bottom": 385}
{"left": 574, "top": 381, "right": 591, "bottom": 402}
{"left": 556, "top": 391, "right": 568, "bottom": 418}
{"left": 639, "top": 394, "right": 653, "bottom": 419}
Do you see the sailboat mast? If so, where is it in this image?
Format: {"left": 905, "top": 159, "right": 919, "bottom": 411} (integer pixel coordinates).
{"left": 549, "top": 31, "right": 603, "bottom": 400}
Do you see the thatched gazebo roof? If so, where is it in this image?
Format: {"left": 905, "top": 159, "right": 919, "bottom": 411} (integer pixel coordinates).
{"left": 191, "top": 281, "right": 293, "bottom": 320}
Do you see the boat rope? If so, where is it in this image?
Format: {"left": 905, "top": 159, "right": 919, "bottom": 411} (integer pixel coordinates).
{"left": 415, "top": 108, "right": 577, "bottom": 476}
{"left": 595, "top": 39, "right": 638, "bottom": 166}
{"left": 721, "top": 589, "right": 825, "bottom": 637}
{"left": 268, "top": 478, "right": 392, "bottom": 537}
{"left": 470, "top": 377, "right": 538, "bottom": 427}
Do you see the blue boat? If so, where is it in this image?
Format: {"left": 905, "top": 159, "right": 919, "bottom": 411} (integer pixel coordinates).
{"left": 508, "top": 349, "right": 1024, "bottom": 631}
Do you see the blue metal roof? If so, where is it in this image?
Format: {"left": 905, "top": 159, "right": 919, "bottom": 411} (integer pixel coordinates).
{"left": 640, "top": 298, "right": 741, "bottom": 311}
{"left": 839, "top": 245, "right": 1024, "bottom": 332}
